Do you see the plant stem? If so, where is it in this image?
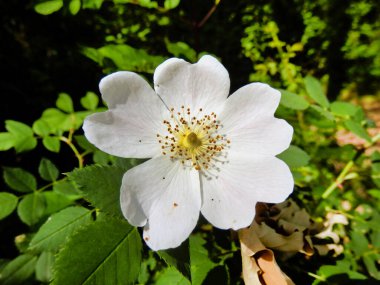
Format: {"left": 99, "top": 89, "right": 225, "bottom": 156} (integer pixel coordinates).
{"left": 322, "top": 160, "right": 354, "bottom": 199}
{"left": 60, "top": 136, "right": 84, "bottom": 168}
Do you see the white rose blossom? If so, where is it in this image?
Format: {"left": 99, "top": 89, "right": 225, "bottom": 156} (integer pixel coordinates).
{"left": 83, "top": 55, "right": 294, "bottom": 250}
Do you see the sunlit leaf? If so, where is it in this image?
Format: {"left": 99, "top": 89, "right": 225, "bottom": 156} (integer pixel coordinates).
{"left": 304, "top": 76, "right": 329, "bottom": 108}
{"left": 53, "top": 217, "right": 142, "bottom": 285}
{"left": 80, "top": 91, "right": 99, "bottom": 110}
{"left": 69, "top": 0, "right": 81, "bottom": 15}
{"left": 56, "top": 93, "right": 74, "bottom": 113}
{"left": 344, "top": 120, "right": 371, "bottom": 142}
{"left": 42, "top": 136, "right": 61, "bottom": 152}
{"left": 34, "top": 0, "right": 63, "bottom": 15}
{"left": 277, "top": 145, "right": 310, "bottom": 168}
{"left": 330, "top": 101, "right": 358, "bottom": 117}
{"left": 279, "top": 89, "right": 310, "bottom": 110}
{"left": 5, "top": 120, "right": 37, "bottom": 152}
{"left": 0, "top": 132, "right": 14, "bottom": 151}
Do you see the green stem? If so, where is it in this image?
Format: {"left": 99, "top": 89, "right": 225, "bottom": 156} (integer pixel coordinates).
{"left": 322, "top": 160, "right": 354, "bottom": 199}
{"left": 60, "top": 136, "right": 84, "bottom": 168}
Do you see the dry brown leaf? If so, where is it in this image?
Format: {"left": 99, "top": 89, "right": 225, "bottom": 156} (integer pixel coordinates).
{"left": 239, "top": 227, "right": 295, "bottom": 285}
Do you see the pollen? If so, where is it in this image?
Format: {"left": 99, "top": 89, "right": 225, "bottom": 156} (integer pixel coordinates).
{"left": 157, "top": 106, "right": 230, "bottom": 171}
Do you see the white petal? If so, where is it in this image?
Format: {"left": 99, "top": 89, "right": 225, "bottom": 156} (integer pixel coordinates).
{"left": 153, "top": 55, "right": 230, "bottom": 114}
{"left": 83, "top": 72, "right": 167, "bottom": 158}
{"left": 120, "top": 156, "right": 201, "bottom": 250}
{"left": 201, "top": 154, "right": 293, "bottom": 230}
{"left": 219, "top": 83, "right": 292, "bottom": 156}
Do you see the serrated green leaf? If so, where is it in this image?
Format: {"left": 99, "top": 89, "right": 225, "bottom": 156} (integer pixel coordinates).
{"left": 344, "top": 120, "right": 371, "bottom": 142}
{"left": 56, "top": 93, "right": 74, "bottom": 113}
{"left": 5, "top": 120, "right": 37, "bottom": 152}
{"left": 277, "top": 145, "right": 310, "bottom": 168}
{"left": 158, "top": 239, "right": 191, "bottom": 281}
{"left": 155, "top": 267, "right": 191, "bottom": 285}
{"left": 43, "top": 136, "right": 61, "bottom": 152}
{"left": 41, "top": 108, "right": 73, "bottom": 132}
{"left": 279, "top": 89, "right": 310, "bottom": 110}
{"left": 330, "top": 101, "right": 358, "bottom": 117}
{"left": 53, "top": 180, "right": 82, "bottom": 200}
{"left": 39, "top": 158, "right": 59, "bottom": 181}
{"left": 80, "top": 91, "right": 99, "bottom": 110}
{"left": 33, "top": 119, "right": 51, "bottom": 136}
{"left": 34, "top": 0, "right": 63, "bottom": 15}
{"left": 68, "top": 165, "right": 126, "bottom": 217}
{"left": 0, "top": 132, "right": 14, "bottom": 151}
{"left": 17, "top": 193, "right": 46, "bottom": 226}
{"left": 304, "top": 76, "right": 329, "bottom": 108}
{"left": 36, "top": 251, "right": 55, "bottom": 283}
{"left": 0, "top": 254, "right": 38, "bottom": 285}
{"left": 69, "top": 0, "right": 81, "bottom": 14}
{"left": 164, "top": 0, "right": 180, "bottom": 9}
{"left": 3, "top": 167, "right": 37, "bottom": 193}
{"left": 0, "top": 192, "right": 18, "bottom": 220}
{"left": 29, "top": 206, "right": 92, "bottom": 252}
{"left": 52, "top": 217, "right": 142, "bottom": 285}
{"left": 190, "top": 235, "right": 219, "bottom": 285}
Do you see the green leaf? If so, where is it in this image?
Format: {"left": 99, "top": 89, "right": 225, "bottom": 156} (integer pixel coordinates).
{"left": 158, "top": 240, "right": 191, "bottom": 281}
{"left": 53, "top": 217, "right": 142, "bottom": 285}
{"left": 29, "top": 206, "right": 92, "bottom": 252}
{"left": 0, "top": 132, "right": 14, "bottom": 151}
{"left": 40, "top": 108, "right": 74, "bottom": 132}
{"left": 83, "top": 44, "right": 165, "bottom": 73}
{"left": 155, "top": 267, "right": 191, "bottom": 285}
{"left": 363, "top": 253, "right": 380, "bottom": 280}
{"left": 82, "top": 0, "right": 104, "bottom": 9}
{"left": 69, "top": 0, "right": 81, "bottom": 14}
{"left": 277, "top": 145, "right": 310, "bottom": 168}
{"left": 166, "top": 41, "right": 196, "bottom": 62}
{"left": 0, "top": 254, "right": 38, "bottom": 285}
{"left": 32, "top": 119, "right": 51, "bottom": 136}
{"left": 5, "top": 120, "right": 37, "bottom": 152}
{"left": 304, "top": 76, "right": 329, "bottom": 108}
{"left": 350, "top": 231, "right": 369, "bottom": 256}
{"left": 190, "top": 235, "right": 219, "bottom": 285}
{"left": 68, "top": 165, "right": 126, "bottom": 217}
{"left": 3, "top": 167, "right": 37, "bottom": 193}
{"left": 0, "top": 192, "right": 18, "bottom": 220}
{"left": 56, "top": 93, "right": 74, "bottom": 113}
{"left": 43, "top": 136, "right": 61, "bottom": 152}
{"left": 39, "top": 158, "right": 59, "bottom": 181}
{"left": 17, "top": 193, "right": 46, "bottom": 226}
{"left": 36, "top": 251, "right": 54, "bottom": 283}
{"left": 53, "top": 180, "right": 82, "bottom": 200}
{"left": 164, "top": 0, "right": 180, "bottom": 9}
{"left": 330, "top": 101, "right": 358, "bottom": 117}
{"left": 80, "top": 91, "right": 99, "bottom": 110}
{"left": 34, "top": 0, "right": 63, "bottom": 15}
{"left": 344, "top": 120, "right": 371, "bottom": 142}
{"left": 310, "top": 105, "right": 334, "bottom": 121}
{"left": 279, "top": 89, "right": 310, "bottom": 110}
{"left": 43, "top": 191, "right": 74, "bottom": 215}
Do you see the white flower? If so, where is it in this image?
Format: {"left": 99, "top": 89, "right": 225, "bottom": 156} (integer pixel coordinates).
{"left": 83, "top": 55, "right": 294, "bottom": 250}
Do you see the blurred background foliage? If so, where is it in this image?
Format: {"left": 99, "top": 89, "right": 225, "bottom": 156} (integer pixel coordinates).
{"left": 0, "top": 0, "right": 380, "bottom": 284}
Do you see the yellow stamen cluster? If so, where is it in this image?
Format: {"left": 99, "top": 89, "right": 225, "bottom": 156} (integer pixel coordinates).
{"left": 157, "top": 106, "right": 230, "bottom": 171}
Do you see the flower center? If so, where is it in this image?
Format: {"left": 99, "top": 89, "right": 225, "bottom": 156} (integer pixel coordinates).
{"left": 157, "top": 106, "right": 230, "bottom": 171}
